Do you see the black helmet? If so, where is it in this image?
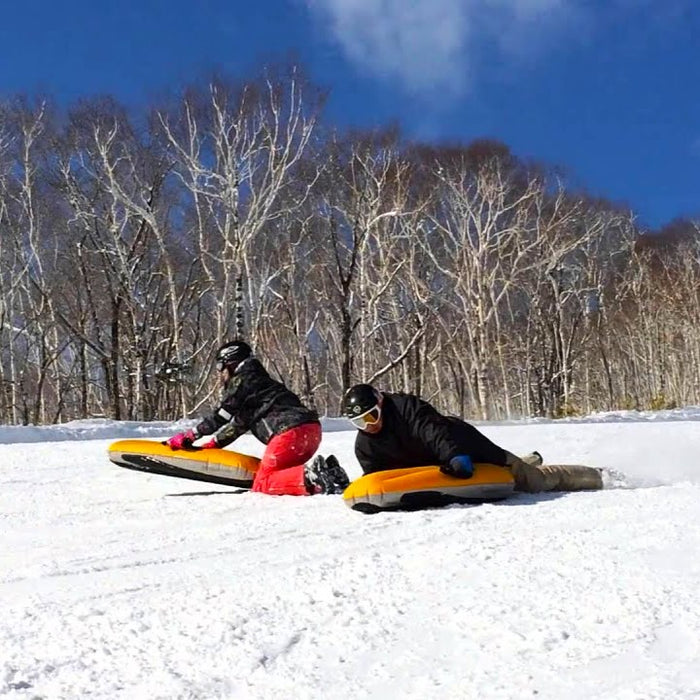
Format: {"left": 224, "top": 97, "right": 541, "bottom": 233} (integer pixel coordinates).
{"left": 216, "top": 340, "right": 251, "bottom": 371}
{"left": 344, "top": 383, "right": 382, "bottom": 429}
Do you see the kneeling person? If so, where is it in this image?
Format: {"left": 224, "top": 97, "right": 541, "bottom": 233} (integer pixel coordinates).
{"left": 166, "top": 341, "right": 348, "bottom": 495}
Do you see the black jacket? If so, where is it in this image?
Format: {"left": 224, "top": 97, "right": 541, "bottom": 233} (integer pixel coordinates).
{"left": 196, "top": 358, "right": 319, "bottom": 446}
{"left": 354, "top": 392, "right": 508, "bottom": 474}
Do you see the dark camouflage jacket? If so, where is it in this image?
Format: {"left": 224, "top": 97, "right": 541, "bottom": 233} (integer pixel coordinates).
{"left": 196, "top": 358, "right": 319, "bottom": 446}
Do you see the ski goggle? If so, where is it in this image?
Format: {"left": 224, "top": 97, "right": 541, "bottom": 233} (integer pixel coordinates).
{"left": 349, "top": 405, "right": 382, "bottom": 430}
{"left": 216, "top": 354, "right": 236, "bottom": 371}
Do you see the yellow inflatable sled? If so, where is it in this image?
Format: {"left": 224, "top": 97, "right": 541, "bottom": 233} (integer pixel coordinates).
{"left": 342, "top": 464, "right": 514, "bottom": 513}
{"left": 108, "top": 439, "right": 259, "bottom": 487}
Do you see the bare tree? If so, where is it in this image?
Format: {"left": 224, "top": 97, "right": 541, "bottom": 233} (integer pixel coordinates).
{"left": 422, "top": 153, "right": 541, "bottom": 418}
{"left": 310, "top": 130, "right": 426, "bottom": 406}
{"left": 157, "top": 66, "right": 322, "bottom": 356}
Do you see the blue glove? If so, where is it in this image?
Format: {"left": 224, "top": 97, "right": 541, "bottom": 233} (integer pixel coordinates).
{"left": 441, "top": 454, "right": 474, "bottom": 479}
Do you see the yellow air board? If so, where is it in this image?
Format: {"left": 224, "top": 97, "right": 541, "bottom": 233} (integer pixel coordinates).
{"left": 343, "top": 463, "right": 514, "bottom": 513}
{"left": 108, "top": 439, "right": 259, "bottom": 487}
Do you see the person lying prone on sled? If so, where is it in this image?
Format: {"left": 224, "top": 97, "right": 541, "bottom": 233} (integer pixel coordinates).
{"left": 343, "top": 384, "right": 602, "bottom": 493}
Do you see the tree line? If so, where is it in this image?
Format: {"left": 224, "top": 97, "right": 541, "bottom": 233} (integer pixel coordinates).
{"left": 1, "top": 63, "right": 699, "bottom": 425}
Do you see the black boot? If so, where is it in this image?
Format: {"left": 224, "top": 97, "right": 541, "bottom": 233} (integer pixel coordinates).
{"left": 304, "top": 455, "right": 349, "bottom": 494}
{"left": 325, "top": 454, "right": 350, "bottom": 492}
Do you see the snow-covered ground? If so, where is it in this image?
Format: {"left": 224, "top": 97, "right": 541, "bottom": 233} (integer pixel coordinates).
{"left": 2, "top": 409, "right": 700, "bottom": 699}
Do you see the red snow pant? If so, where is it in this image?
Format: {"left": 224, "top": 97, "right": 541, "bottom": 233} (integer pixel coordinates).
{"left": 251, "top": 421, "right": 321, "bottom": 496}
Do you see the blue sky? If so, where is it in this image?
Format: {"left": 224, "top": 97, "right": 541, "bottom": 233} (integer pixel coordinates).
{"left": 1, "top": 0, "right": 698, "bottom": 229}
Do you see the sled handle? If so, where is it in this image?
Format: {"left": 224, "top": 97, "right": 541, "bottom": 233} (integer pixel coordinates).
{"left": 160, "top": 440, "right": 202, "bottom": 451}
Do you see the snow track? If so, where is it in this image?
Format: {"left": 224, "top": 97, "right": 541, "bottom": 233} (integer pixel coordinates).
{"left": 2, "top": 418, "right": 700, "bottom": 699}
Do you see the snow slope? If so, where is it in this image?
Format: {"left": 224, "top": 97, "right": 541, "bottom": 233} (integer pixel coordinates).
{"left": 2, "top": 410, "right": 700, "bottom": 699}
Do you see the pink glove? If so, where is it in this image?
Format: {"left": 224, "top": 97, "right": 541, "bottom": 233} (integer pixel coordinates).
{"left": 166, "top": 429, "right": 198, "bottom": 450}
{"left": 198, "top": 437, "right": 218, "bottom": 449}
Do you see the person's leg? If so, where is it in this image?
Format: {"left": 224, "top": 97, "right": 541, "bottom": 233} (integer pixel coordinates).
{"left": 504, "top": 451, "right": 546, "bottom": 492}
{"left": 504, "top": 451, "right": 603, "bottom": 493}
{"left": 252, "top": 422, "right": 322, "bottom": 496}
{"left": 538, "top": 464, "right": 603, "bottom": 491}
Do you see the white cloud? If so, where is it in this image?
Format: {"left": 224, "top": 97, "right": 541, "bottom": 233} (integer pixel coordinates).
{"left": 305, "top": 0, "right": 583, "bottom": 98}
{"left": 307, "top": 0, "right": 471, "bottom": 97}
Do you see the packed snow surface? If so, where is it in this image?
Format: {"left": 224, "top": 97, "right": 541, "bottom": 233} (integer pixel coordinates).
{"left": 2, "top": 409, "right": 700, "bottom": 699}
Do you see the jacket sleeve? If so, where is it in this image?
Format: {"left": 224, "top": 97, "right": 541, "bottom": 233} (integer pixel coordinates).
{"left": 195, "top": 402, "right": 235, "bottom": 437}
{"left": 195, "top": 378, "right": 244, "bottom": 437}
{"left": 399, "top": 395, "right": 462, "bottom": 465}
{"left": 354, "top": 439, "right": 377, "bottom": 474}
{"left": 211, "top": 421, "right": 246, "bottom": 448}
